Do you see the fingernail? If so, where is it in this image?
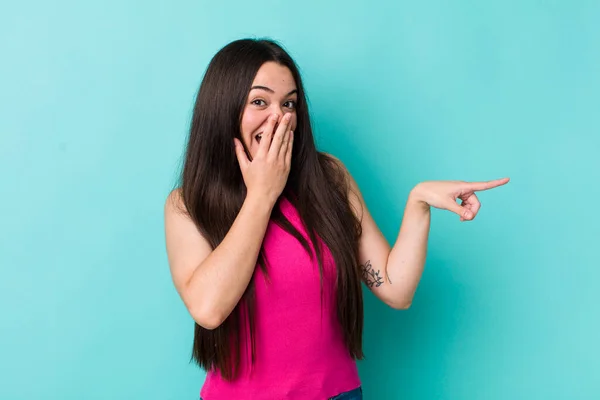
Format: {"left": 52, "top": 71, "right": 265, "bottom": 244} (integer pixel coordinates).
{"left": 271, "top": 114, "right": 279, "bottom": 121}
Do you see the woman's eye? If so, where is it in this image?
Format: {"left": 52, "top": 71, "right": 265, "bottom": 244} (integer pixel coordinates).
{"left": 251, "top": 99, "right": 296, "bottom": 108}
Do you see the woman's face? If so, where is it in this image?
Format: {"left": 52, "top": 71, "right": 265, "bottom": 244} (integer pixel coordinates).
{"left": 240, "top": 61, "right": 298, "bottom": 159}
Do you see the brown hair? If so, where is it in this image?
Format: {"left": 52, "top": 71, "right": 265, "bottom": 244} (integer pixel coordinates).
{"left": 178, "top": 38, "right": 364, "bottom": 380}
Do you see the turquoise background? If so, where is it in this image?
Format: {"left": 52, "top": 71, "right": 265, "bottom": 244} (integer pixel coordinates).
{"left": 1, "top": 1, "right": 599, "bottom": 399}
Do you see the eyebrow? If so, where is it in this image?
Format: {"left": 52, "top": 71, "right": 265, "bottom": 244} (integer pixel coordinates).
{"left": 250, "top": 85, "right": 298, "bottom": 96}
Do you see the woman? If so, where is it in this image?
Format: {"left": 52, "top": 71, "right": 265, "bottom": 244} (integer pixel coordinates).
{"left": 164, "top": 38, "right": 509, "bottom": 400}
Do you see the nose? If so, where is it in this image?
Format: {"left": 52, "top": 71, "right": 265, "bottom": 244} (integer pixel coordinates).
{"left": 268, "top": 109, "right": 286, "bottom": 131}
{"left": 271, "top": 109, "right": 284, "bottom": 121}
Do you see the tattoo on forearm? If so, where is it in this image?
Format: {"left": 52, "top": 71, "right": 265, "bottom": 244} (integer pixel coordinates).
{"left": 360, "top": 260, "right": 385, "bottom": 288}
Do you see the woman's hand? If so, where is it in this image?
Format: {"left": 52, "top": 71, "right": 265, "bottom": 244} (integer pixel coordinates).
{"left": 411, "top": 178, "right": 510, "bottom": 221}
{"left": 233, "top": 113, "right": 294, "bottom": 206}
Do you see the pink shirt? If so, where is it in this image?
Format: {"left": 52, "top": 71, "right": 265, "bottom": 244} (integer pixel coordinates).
{"left": 200, "top": 196, "right": 361, "bottom": 399}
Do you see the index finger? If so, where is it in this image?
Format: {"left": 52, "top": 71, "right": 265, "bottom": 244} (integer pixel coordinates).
{"left": 256, "top": 114, "right": 280, "bottom": 158}
{"left": 468, "top": 177, "right": 510, "bottom": 191}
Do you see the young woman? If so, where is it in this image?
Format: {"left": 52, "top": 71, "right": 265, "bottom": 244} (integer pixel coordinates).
{"left": 164, "top": 38, "right": 509, "bottom": 400}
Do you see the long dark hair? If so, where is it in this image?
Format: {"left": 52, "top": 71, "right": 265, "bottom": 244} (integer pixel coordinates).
{"left": 179, "top": 38, "right": 364, "bottom": 380}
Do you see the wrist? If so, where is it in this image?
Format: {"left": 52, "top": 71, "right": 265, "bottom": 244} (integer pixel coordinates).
{"left": 409, "top": 184, "right": 431, "bottom": 210}
{"left": 244, "top": 192, "right": 276, "bottom": 215}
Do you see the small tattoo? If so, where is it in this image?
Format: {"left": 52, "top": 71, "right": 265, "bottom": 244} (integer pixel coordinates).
{"left": 360, "top": 260, "right": 384, "bottom": 288}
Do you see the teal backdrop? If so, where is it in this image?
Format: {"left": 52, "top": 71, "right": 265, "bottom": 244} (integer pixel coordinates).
{"left": 1, "top": 1, "right": 599, "bottom": 399}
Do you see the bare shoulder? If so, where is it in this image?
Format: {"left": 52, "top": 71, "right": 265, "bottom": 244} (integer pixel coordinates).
{"left": 320, "top": 152, "right": 365, "bottom": 219}
{"left": 164, "top": 187, "right": 204, "bottom": 243}
{"left": 164, "top": 188, "right": 212, "bottom": 292}
{"left": 320, "top": 152, "right": 351, "bottom": 183}
{"left": 320, "top": 151, "right": 344, "bottom": 168}
{"left": 164, "top": 187, "right": 186, "bottom": 216}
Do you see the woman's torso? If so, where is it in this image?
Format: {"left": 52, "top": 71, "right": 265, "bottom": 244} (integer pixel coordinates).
{"left": 200, "top": 196, "right": 361, "bottom": 399}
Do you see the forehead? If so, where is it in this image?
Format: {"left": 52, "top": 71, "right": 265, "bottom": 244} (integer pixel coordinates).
{"left": 252, "top": 62, "right": 297, "bottom": 91}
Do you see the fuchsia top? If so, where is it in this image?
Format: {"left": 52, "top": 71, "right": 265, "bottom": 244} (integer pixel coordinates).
{"left": 200, "top": 196, "right": 361, "bottom": 399}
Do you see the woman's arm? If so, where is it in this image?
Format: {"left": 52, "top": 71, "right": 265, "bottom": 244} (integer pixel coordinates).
{"left": 331, "top": 154, "right": 508, "bottom": 309}
{"left": 375, "top": 191, "right": 431, "bottom": 308}
{"left": 164, "top": 189, "right": 273, "bottom": 330}
{"left": 342, "top": 164, "right": 429, "bottom": 309}
{"left": 354, "top": 185, "right": 430, "bottom": 309}
{"left": 325, "top": 153, "right": 429, "bottom": 309}
{"left": 165, "top": 113, "right": 294, "bottom": 329}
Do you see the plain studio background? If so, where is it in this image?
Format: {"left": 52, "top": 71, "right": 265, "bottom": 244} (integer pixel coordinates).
{"left": 1, "top": 1, "right": 599, "bottom": 399}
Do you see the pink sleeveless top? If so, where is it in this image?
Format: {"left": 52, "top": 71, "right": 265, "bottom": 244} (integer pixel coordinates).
{"left": 200, "top": 197, "right": 360, "bottom": 399}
